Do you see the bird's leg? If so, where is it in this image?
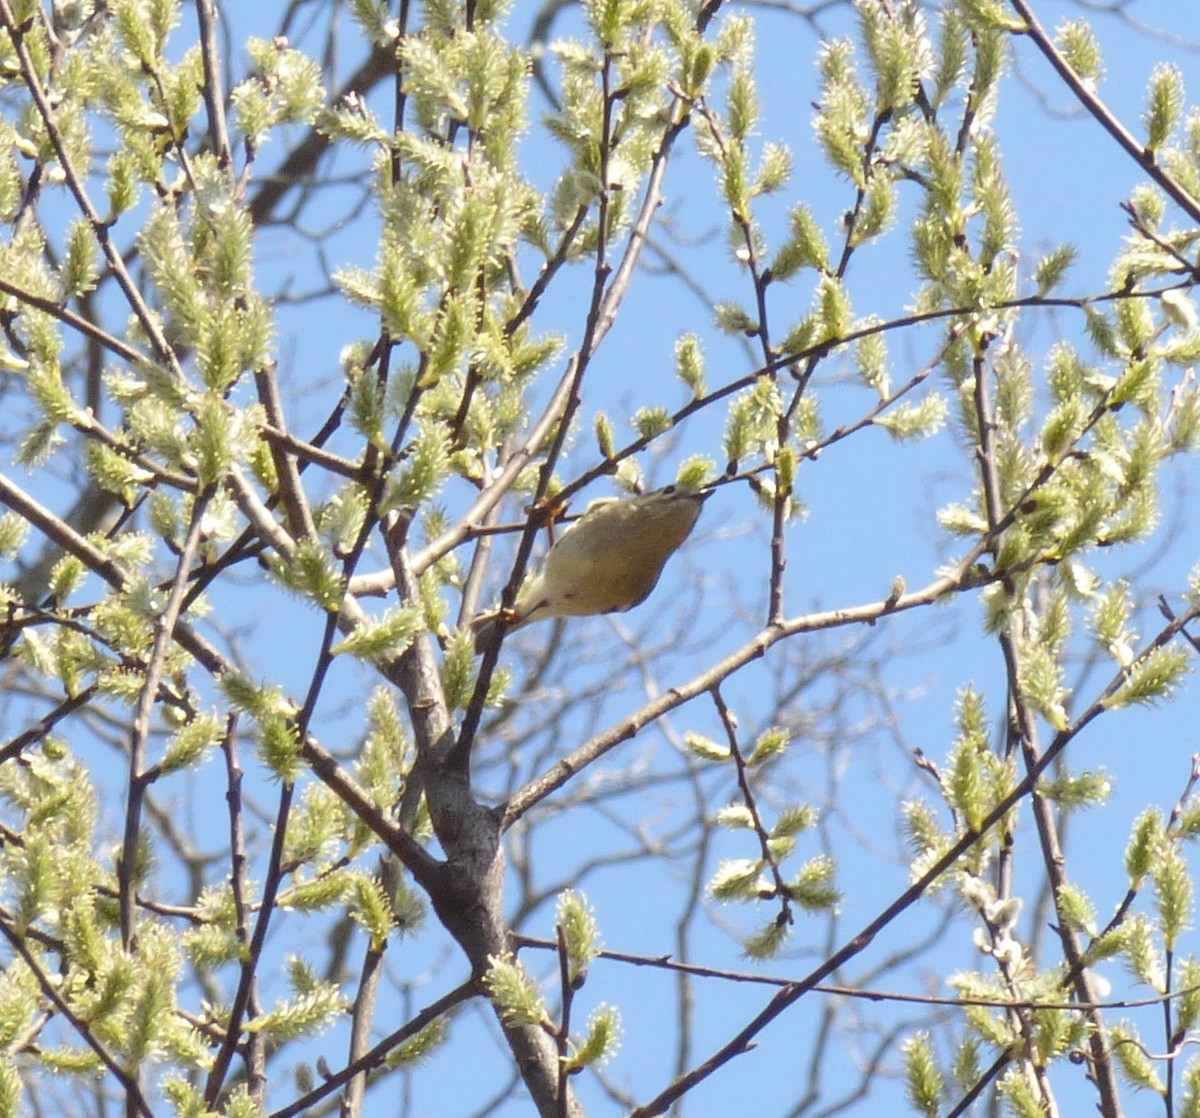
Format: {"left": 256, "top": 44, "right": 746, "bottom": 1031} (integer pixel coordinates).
{"left": 527, "top": 494, "right": 570, "bottom": 546}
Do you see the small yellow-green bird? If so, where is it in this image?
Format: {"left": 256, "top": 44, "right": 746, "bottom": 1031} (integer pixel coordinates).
{"left": 473, "top": 484, "right": 710, "bottom": 652}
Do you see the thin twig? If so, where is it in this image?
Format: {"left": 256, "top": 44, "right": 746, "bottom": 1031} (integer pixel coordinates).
{"left": 1009, "top": 0, "right": 1200, "bottom": 224}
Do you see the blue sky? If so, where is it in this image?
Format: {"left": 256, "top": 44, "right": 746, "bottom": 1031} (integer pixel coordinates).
{"left": 187, "top": 3, "right": 1200, "bottom": 1114}
{"left": 8, "top": 2, "right": 1200, "bottom": 1116}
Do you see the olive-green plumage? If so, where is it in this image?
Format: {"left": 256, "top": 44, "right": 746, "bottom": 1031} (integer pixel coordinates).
{"left": 474, "top": 485, "right": 709, "bottom": 651}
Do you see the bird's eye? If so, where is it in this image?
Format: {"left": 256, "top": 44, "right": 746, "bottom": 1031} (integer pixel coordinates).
{"left": 660, "top": 484, "right": 677, "bottom": 496}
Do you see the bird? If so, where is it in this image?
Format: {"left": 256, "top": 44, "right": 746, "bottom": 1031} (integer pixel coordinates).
{"left": 472, "top": 484, "right": 711, "bottom": 653}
